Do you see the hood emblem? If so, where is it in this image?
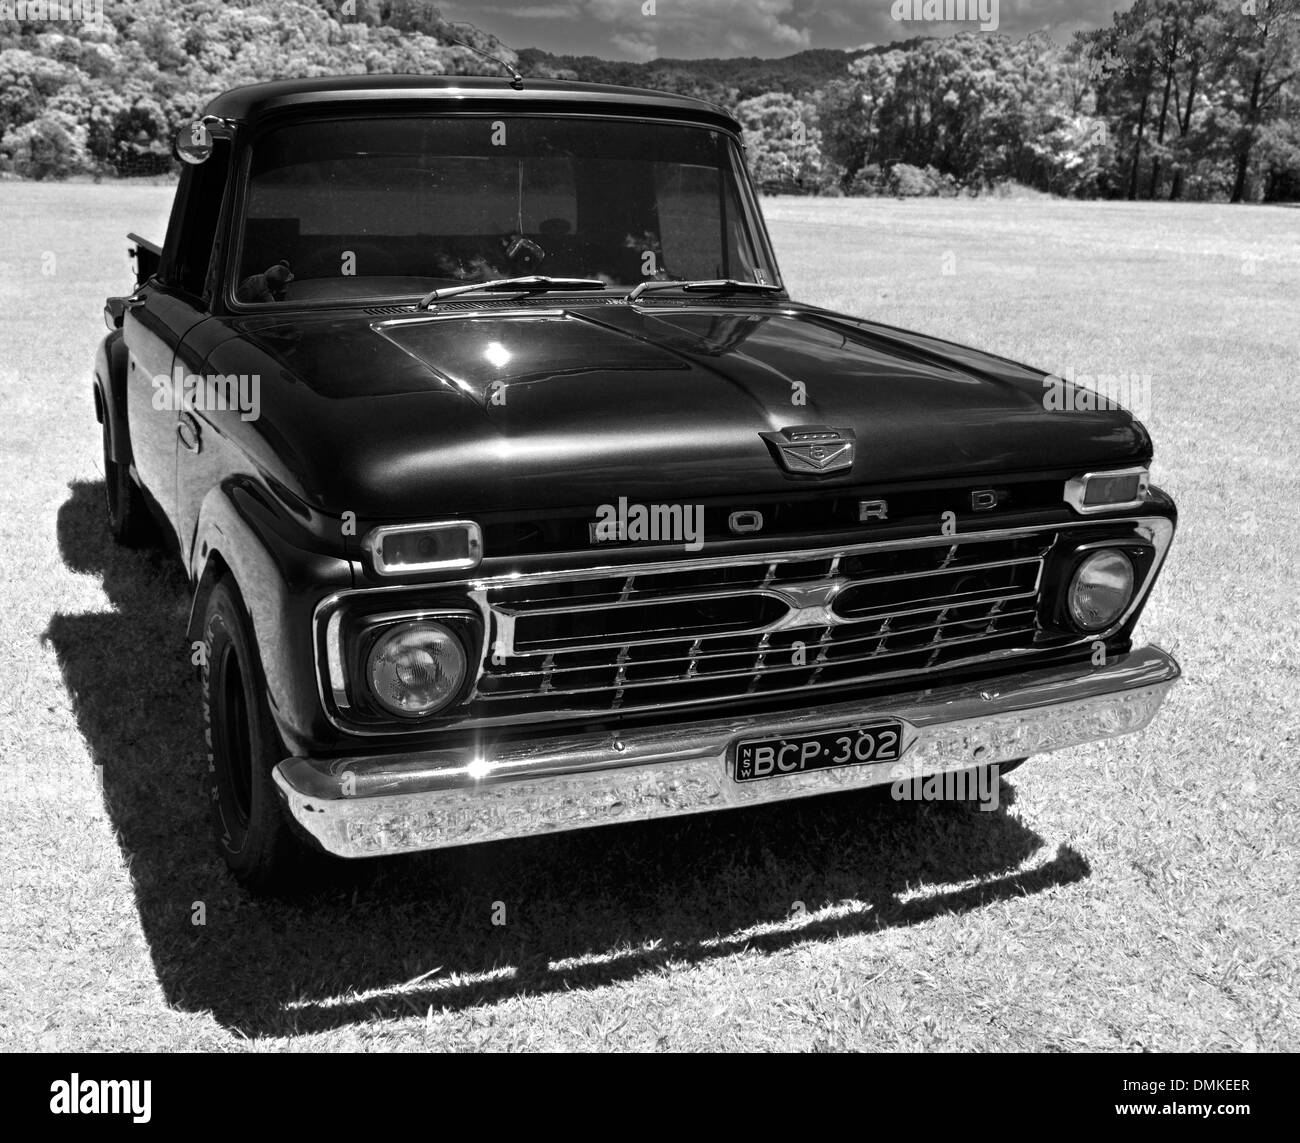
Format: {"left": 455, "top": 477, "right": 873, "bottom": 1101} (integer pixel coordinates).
{"left": 760, "top": 425, "right": 856, "bottom": 476}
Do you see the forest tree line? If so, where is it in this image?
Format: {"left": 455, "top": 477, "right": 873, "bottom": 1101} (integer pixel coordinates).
{"left": 2, "top": 0, "right": 1297, "bottom": 201}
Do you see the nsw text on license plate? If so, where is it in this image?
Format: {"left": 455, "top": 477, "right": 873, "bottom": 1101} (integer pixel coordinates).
{"left": 732, "top": 721, "right": 903, "bottom": 783}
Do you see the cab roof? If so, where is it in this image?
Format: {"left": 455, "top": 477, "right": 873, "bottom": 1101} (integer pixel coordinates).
{"left": 202, "top": 74, "right": 740, "bottom": 133}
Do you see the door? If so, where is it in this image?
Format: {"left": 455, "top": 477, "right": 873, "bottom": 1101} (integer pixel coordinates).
{"left": 123, "top": 289, "right": 208, "bottom": 539}
{"left": 122, "top": 140, "right": 233, "bottom": 546}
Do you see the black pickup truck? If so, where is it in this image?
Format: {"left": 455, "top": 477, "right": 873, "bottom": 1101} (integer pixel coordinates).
{"left": 93, "top": 75, "right": 1179, "bottom": 890}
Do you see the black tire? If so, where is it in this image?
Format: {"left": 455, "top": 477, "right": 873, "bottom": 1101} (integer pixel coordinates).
{"left": 102, "top": 417, "right": 153, "bottom": 547}
{"left": 202, "top": 578, "right": 311, "bottom": 892}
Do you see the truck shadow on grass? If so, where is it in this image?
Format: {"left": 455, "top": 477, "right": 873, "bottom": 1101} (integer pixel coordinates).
{"left": 48, "top": 479, "right": 1091, "bottom": 1038}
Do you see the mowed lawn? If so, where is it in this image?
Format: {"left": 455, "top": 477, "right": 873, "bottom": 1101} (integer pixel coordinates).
{"left": 0, "top": 184, "right": 1296, "bottom": 1051}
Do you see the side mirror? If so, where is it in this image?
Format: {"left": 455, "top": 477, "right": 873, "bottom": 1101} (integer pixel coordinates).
{"left": 104, "top": 297, "right": 127, "bottom": 330}
{"left": 175, "top": 116, "right": 234, "bottom": 165}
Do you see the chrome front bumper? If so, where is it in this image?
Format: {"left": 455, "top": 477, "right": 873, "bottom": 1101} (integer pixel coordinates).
{"left": 273, "top": 646, "right": 1180, "bottom": 858}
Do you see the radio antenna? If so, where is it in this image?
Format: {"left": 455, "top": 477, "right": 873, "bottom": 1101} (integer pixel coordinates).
{"left": 449, "top": 27, "right": 525, "bottom": 90}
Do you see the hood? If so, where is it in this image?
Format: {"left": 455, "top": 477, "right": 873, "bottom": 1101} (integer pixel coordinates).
{"left": 215, "top": 300, "right": 1150, "bottom": 518}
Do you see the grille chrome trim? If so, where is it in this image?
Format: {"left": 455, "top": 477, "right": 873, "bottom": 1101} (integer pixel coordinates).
{"left": 477, "top": 625, "right": 1041, "bottom": 700}
{"left": 481, "top": 526, "right": 1054, "bottom": 587}
{"left": 490, "top": 554, "right": 1040, "bottom": 620}
{"left": 483, "top": 604, "right": 1041, "bottom": 681}
{"left": 314, "top": 515, "right": 1175, "bottom": 735}
{"left": 470, "top": 533, "right": 1051, "bottom": 713}
{"left": 837, "top": 585, "right": 1038, "bottom": 620}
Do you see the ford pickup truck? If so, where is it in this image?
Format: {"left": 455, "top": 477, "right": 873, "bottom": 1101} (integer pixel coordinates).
{"left": 93, "top": 75, "right": 1179, "bottom": 890}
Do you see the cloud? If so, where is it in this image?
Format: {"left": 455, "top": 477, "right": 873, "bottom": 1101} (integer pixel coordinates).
{"left": 804, "top": 0, "right": 1129, "bottom": 47}
{"left": 610, "top": 29, "right": 659, "bottom": 62}
{"left": 581, "top": 0, "right": 812, "bottom": 58}
{"left": 441, "top": 0, "right": 1130, "bottom": 60}
{"left": 495, "top": 4, "right": 577, "bottom": 17}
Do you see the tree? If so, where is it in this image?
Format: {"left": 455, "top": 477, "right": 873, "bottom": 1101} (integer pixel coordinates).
{"left": 815, "top": 50, "right": 905, "bottom": 189}
{"left": 2, "top": 109, "right": 89, "bottom": 178}
{"left": 735, "top": 92, "right": 827, "bottom": 191}
{"left": 1221, "top": 0, "right": 1300, "bottom": 201}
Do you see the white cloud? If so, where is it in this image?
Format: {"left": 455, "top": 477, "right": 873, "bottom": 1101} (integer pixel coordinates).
{"left": 610, "top": 30, "right": 659, "bottom": 62}
{"left": 499, "top": 4, "right": 578, "bottom": 17}
{"left": 450, "top": 0, "right": 1127, "bottom": 59}
{"left": 581, "top": 0, "right": 811, "bottom": 58}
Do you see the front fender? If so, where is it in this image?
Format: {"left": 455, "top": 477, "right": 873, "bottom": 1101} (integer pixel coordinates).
{"left": 187, "top": 477, "right": 354, "bottom": 754}
{"left": 93, "top": 329, "right": 131, "bottom": 464}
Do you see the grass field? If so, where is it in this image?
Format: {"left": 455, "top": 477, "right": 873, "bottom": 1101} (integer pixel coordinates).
{"left": 1, "top": 185, "right": 1297, "bottom": 1051}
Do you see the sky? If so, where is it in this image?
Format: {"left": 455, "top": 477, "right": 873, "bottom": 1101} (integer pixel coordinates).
{"left": 433, "top": 0, "right": 1132, "bottom": 62}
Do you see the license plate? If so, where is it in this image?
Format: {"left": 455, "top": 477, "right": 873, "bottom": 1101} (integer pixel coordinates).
{"left": 732, "top": 721, "right": 904, "bottom": 783}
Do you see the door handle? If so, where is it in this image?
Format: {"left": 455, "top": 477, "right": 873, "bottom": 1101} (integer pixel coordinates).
{"left": 177, "top": 412, "right": 201, "bottom": 453}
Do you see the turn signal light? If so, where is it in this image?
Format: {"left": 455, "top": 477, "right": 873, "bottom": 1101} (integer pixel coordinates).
{"left": 363, "top": 521, "right": 483, "bottom": 575}
{"left": 1064, "top": 467, "right": 1150, "bottom": 514}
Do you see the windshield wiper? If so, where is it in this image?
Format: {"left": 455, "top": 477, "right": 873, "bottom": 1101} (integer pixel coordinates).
{"left": 626, "top": 278, "right": 784, "bottom": 303}
{"left": 417, "top": 276, "right": 607, "bottom": 310}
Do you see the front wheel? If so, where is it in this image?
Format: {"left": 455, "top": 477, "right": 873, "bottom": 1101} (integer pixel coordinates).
{"left": 202, "top": 579, "right": 313, "bottom": 892}
{"left": 102, "top": 419, "right": 153, "bottom": 547}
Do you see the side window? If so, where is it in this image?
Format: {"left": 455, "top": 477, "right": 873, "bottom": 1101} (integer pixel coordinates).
{"left": 171, "top": 142, "right": 232, "bottom": 302}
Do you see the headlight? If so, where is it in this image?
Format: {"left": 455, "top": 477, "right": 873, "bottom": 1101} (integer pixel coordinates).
{"left": 366, "top": 621, "right": 467, "bottom": 717}
{"left": 1067, "top": 549, "right": 1135, "bottom": 631}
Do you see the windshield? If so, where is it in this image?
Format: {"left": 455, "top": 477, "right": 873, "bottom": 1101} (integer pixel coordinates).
{"left": 232, "top": 116, "right": 774, "bottom": 305}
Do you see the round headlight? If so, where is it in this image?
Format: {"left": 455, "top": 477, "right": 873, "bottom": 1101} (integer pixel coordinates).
{"left": 1067, "top": 549, "right": 1135, "bottom": 631}
{"left": 366, "top": 621, "right": 467, "bottom": 717}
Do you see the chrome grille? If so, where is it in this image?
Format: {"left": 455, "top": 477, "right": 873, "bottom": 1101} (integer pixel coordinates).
{"left": 468, "top": 532, "right": 1055, "bottom": 718}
